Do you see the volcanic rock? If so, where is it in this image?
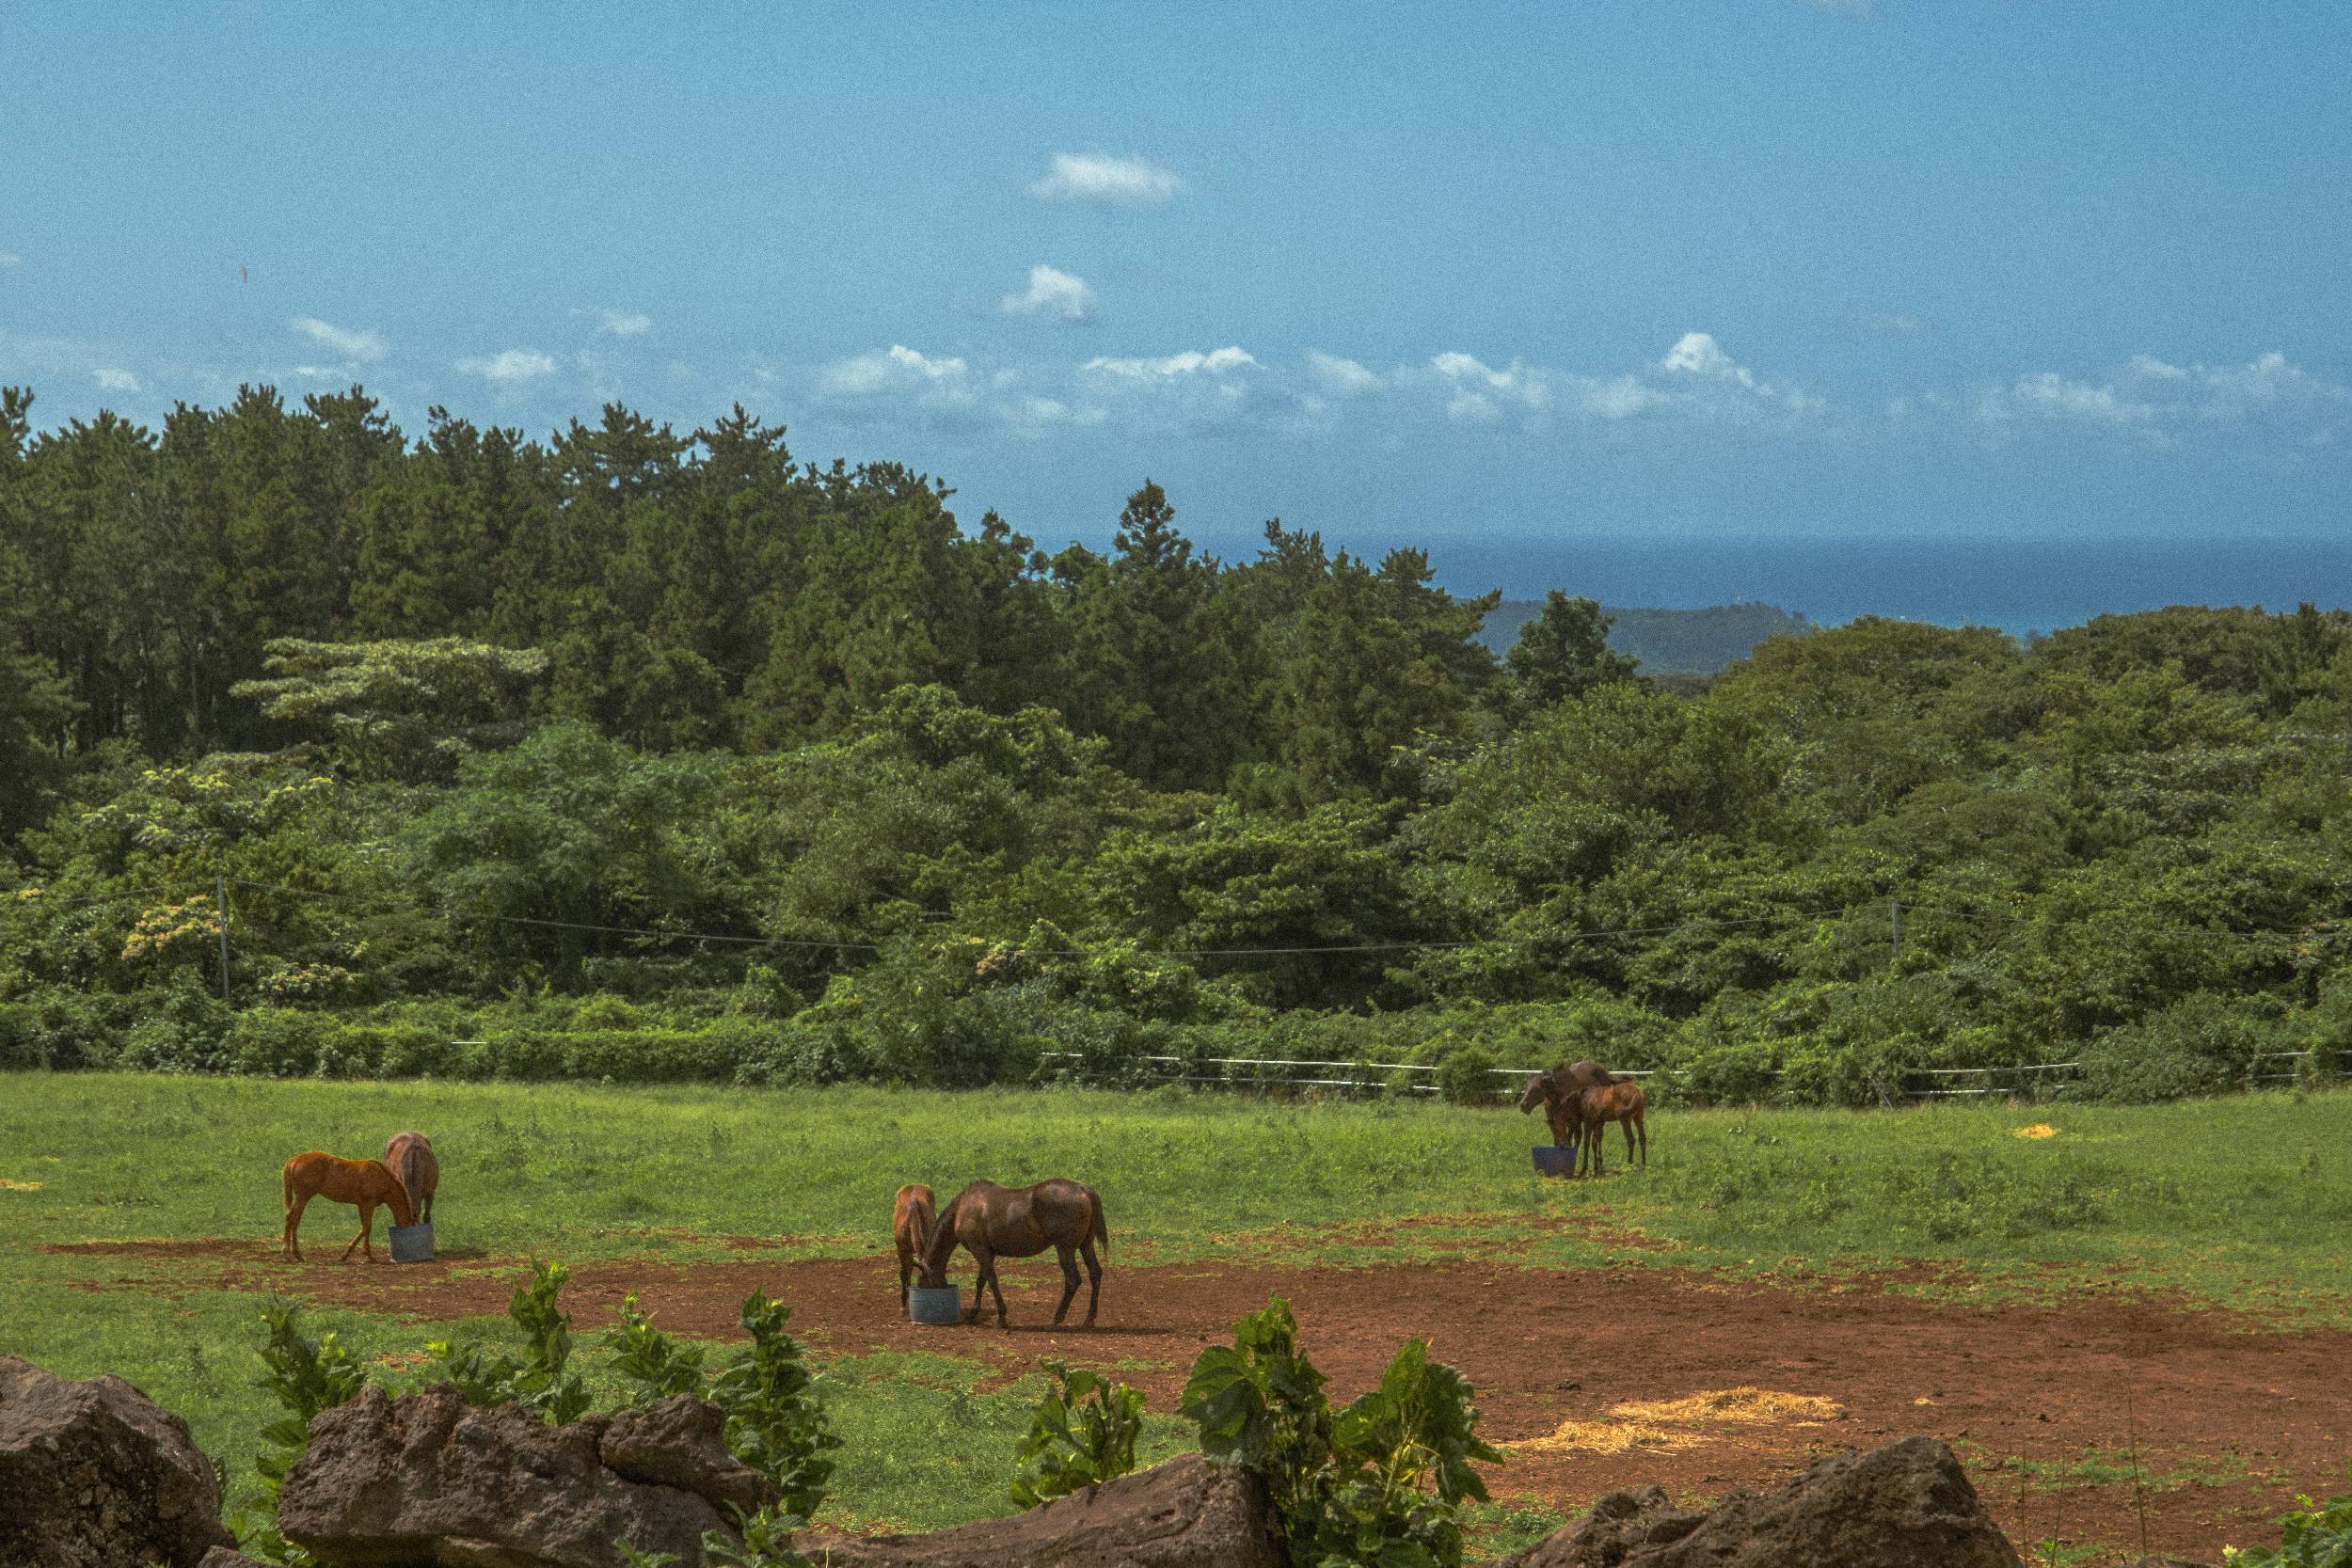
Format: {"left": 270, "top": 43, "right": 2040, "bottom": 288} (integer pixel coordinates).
{"left": 1501, "top": 1434, "right": 2023, "bottom": 1568}
{"left": 279, "top": 1382, "right": 750, "bottom": 1568}
{"left": 792, "top": 1450, "right": 1282, "bottom": 1568}
{"left": 0, "top": 1354, "right": 236, "bottom": 1568}
{"left": 597, "top": 1392, "right": 778, "bottom": 1520}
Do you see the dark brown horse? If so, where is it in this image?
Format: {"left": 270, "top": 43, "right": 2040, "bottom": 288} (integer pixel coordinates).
{"left": 917, "top": 1179, "right": 1107, "bottom": 1328}
{"left": 1518, "top": 1059, "right": 1618, "bottom": 1148}
{"left": 384, "top": 1131, "right": 438, "bottom": 1225}
{"left": 893, "top": 1182, "right": 936, "bottom": 1310}
{"left": 1573, "top": 1082, "right": 1647, "bottom": 1177}
{"left": 281, "top": 1153, "right": 415, "bottom": 1261}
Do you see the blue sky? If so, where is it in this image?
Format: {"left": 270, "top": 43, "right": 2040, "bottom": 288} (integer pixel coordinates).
{"left": 4, "top": 1, "right": 2347, "bottom": 572}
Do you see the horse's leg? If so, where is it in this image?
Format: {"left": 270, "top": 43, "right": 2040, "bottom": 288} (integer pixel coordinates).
{"left": 1635, "top": 1111, "right": 1647, "bottom": 1167}
{"left": 1080, "top": 1236, "right": 1102, "bottom": 1326}
{"left": 1622, "top": 1116, "right": 1636, "bottom": 1164}
{"left": 1052, "top": 1243, "right": 1081, "bottom": 1325}
{"left": 962, "top": 1242, "right": 992, "bottom": 1323}
{"left": 986, "top": 1252, "right": 1010, "bottom": 1327}
{"left": 1547, "top": 1102, "right": 1568, "bottom": 1148}
{"left": 898, "top": 1249, "right": 913, "bottom": 1309}
{"left": 284, "top": 1193, "right": 307, "bottom": 1259}
{"left": 974, "top": 1250, "right": 1011, "bottom": 1325}
{"left": 1588, "top": 1119, "right": 1606, "bottom": 1177}
{"left": 342, "top": 1200, "right": 373, "bottom": 1261}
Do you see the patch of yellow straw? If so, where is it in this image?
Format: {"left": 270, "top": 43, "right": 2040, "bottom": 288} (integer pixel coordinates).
{"left": 2014, "top": 1123, "right": 2058, "bottom": 1139}
{"left": 0, "top": 1180, "right": 40, "bottom": 1191}
{"left": 1513, "top": 1386, "right": 1841, "bottom": 1457}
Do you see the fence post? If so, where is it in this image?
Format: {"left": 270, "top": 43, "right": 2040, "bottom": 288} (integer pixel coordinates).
{"left": 216, "top": 874, "right": 231, "bottom": 1006}
{"left": 1890, "top": 899, "right": 1901, "bottom": 965}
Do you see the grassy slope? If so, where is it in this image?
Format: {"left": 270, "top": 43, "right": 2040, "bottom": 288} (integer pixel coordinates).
{"left": 4, "top": 1073, "right": 2347, "bottom": 1538}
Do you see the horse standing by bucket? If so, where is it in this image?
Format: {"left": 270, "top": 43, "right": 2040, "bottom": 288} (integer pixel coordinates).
{"left": 1518, "top": 1059, "right": 1618, "bottom": 1148}
{"left": 1574, "top": 1081, "right": 1648, "bottom": 1177}
{"left": 280, "top": 1153, "right": 415, "bottom": 1262}
{"left": 384, "top": 1131, "right": 438, "bottom": 1225}
{"left": 917, "top": 1179, "right": 1107, "bottom": 1328}
{"left": 893, "top": 1183, "right": 936, "bottom": 1310}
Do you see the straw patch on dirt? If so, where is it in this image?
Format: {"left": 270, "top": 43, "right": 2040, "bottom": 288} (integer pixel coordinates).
{"left": 1514, "top": 1386, "right": 1844, "bottom": 1457}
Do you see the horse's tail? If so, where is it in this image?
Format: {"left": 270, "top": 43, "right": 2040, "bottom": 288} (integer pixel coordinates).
{"left": 395, "top": 1142, "right": 426, "bottom": 1206}
{"left": 281, "top": 1158, "right": 295, "bottom": 1212}
{"left": 909, "top": 1198, "right": 933, "bottom": 1259}
{"left": 1091, "top": 1190, "right": 1108, "bottom": 1261}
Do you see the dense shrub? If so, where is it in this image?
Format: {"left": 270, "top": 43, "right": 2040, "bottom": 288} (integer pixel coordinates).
{"left": 0, "top": 991, "right": 136, "bottom": 1069}
{"left": 2079, "top": 991, "right": 2290, "bottom": 1102}
{"left": 115, "top": 981, "right": 232, "bottom": 1073}
{"left": 1435, "top": 1044, "right": 1502, "bottom": 1105}
{"left": 224, "top": 1008, "right": 336, "bottom": 1078}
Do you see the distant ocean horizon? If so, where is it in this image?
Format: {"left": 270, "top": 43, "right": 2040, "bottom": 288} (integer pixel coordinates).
{"left": 1422, "top": 533, "right": 2352, "bottom": 641}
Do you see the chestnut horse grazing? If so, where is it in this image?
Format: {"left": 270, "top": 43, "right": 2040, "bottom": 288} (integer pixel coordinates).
{"left": 1574, "top": 1082, "right": 1647, "bottom": 1177}
{"left": 384, "top": 1132, "right": 438, "bottom": 1225}
{"left": 917, "top": 1179, "right": 1106, "bottom": 1328}
{"left": 1518, "top": 1059, "right": 1618, "bottom": 1148}
{"left": 893, "top": 1183, "right": 936, "bottom": 1309}
{"left": 281, "top": 1153, "right": 415, "bottom": 1262}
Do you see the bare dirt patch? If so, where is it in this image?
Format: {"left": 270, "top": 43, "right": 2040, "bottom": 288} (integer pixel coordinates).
{"left": 70, "top": 1240, "right": 2350, "bottom": 1561}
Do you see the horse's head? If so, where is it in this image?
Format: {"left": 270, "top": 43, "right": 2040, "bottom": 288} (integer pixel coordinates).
{"left": 914, "top": 1194, "right": 959, "bottom": 1287}
{"left": 1516, "top": 1072, "right": 1549, "bottom": 1113}
{"left": 372, "top": 1160, "right": 419, "bottom": 1227}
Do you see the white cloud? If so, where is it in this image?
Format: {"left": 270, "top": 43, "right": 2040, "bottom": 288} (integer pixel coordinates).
{"left": 2000, "top": 372, "right": 2156, "bottom": 423}
{"left": 1001, "top": 264, "right": 1095, "bottom": 321}
{"left": 0, "top": 252, "right": 21, "bottom": 268}
{"left": 1428, "top": 352, "right": 1552, "bottom": 422}
{"left": 596, "top": 310, "right": 652, "bottom": 338}
{"left": 1084, "top": 346, "right": 1257, "bottom": 379}
{"left": 93, "top": 368, "right": 140, "bottom": 393}
{"left": 456, "top": 349, "right": 559, "bottom": 384}
{"left": 1860, "top": 310, "right": 1924, "bottom": 337}
{"left": 1029, "top": 152, "right": 1182, "bottom": 206}
{"left": 1979, "top": 350, "right": 2350, "bottom": 433}
{"left": 1659, "top": 332, "right": 1825, "bottom": 416}
{"left": 290, "top": 317, "right": 388, "bottom": 361}
{"left": 2126, "top": 353, "right": 2188, "bottom": 381}
{"left": 1305, "top": 350, "right": 1382, "bottom": 394}
{"left": 823, "top": 342, "right": 978, "bottom": 416}
{"left": 1661, "top": 332, "right": 1757, "bottom": 388}
{"left": 1575, "top": 374, "right": 1668, "bottom": 420}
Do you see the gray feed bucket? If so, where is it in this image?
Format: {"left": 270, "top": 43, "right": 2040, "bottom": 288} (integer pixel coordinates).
{"left": 908, "top": 1283, "right": 963, "bottom": 1325}
{"left": 389, "top": 1223, "right": 436, "bottom": 1263}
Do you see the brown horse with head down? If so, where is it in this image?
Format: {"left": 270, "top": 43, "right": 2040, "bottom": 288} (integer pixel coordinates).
{"left": 281, "top": 1152, "right": 415, "bottom": 1261}
{"left": 384, "top": 1131, "right": 438, "bottom": 1225}
{"left": 1518, "top": 1059, "right": 1618, "bottom": 1148}
{"left": 917, "top": 1179, "right": 1106, "bottom": 1328}
{"left": 893, "top": 1183, "right": 936, "bottom": 1309}
{"left": 1573, "top": 1081, "right": 1647, "bottom": 1177}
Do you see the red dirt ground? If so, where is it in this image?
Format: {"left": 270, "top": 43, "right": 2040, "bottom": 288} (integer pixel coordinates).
{"left": 61, "top": 1239, "right": 2350, "bottom": 1561}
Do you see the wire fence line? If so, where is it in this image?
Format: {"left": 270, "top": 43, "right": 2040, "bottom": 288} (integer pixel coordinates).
{"left": 1033, "top": 1049, "right": 2351, "bottom": 1103}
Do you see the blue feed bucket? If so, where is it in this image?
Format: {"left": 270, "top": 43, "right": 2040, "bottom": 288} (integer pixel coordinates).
{"left": 908, "top": 1283, "right": 963, "bottom": 1325}
{"left": 389, "top": 1223, "right": 436, "bottom": 1263}
{"left": 1532, "top": 1145, "right": 1580, "bottom": 1179}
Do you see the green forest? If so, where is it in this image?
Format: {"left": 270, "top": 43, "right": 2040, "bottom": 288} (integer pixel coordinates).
{"left": 5, "top": 383, "right": 2349, "bottom": 1105}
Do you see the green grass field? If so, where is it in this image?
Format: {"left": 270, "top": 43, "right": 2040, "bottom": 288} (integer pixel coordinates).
{"left": 4, "top": 1073, "right": 2347, "bottom": 1549}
